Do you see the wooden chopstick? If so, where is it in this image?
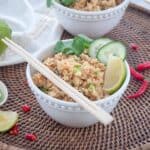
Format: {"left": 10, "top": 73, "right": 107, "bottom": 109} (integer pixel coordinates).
{"left": 2, "top": 37, "right": 113, "bottom": 125}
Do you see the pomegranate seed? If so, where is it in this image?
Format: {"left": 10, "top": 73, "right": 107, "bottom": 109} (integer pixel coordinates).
{"left": 21, "top": 104, "right": 31, "bottom": 113}
{"left": 9, "top": 124, "right": 19, "bottom": 136}
{"left": 25, "top": 133, "right": 37, "bottom": 141}
{"left": 130, "top": 43, "right": 139, "bottom": 51}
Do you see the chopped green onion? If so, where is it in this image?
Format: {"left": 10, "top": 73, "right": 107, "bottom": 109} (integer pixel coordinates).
{"left": 94, "top": 70, "right": 99, "bottom": 76}
{"left": 39, "top": 87, "right": 49, "bottom": 93}
{"left": 88, "top": 83, "right": 96, "bottom": 91}
{"left": 73, "top": 65, "right": 81, "bottom": 75}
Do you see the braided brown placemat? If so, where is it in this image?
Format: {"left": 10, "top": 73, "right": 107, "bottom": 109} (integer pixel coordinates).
{"left": 0, "top": 5, "right": 150, "bottom": 150}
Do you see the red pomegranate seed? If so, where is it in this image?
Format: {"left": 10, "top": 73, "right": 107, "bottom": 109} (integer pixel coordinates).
{"left": 25, "top": 133, "right": 37, "bottom": 141}
{"left": 9, "top": 124, "right": 19, "bottom": 136}
{"left": 21, "top": 104, "right": 31, "bottom": 113}
{"left": 130, "top": 43, "right": 139, "bottom": 51}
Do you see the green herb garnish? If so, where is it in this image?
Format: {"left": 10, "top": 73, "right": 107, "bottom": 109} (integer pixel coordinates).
{"left": 47, "top": 0, "right": 75, "bottom": 7}
{"left": 39, "top": 87, "right": 49, "bottom": 93}
{"left": 54, "top": 34, "right": 93, "bottom": 56}
{"left": 88, "top": 83, "right": 96, "bottom": 92}
{"left": 54, "top": 41, "right": 65, "bottom": 53}
{"left": 78, "top": 34, "right": 93, "bottom": 44}
{"left": 94, "top": 70, "right": 100, "bottom": 76}
{"left": 60, "top": 0, "right": 75, "bottom": 6}
{"left": 73, "top": 64, "right": 81, "bottom": 75}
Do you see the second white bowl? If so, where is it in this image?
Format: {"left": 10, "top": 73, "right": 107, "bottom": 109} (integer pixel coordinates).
{"left": 52, "top": 0, "right": 129, "bottom": 38}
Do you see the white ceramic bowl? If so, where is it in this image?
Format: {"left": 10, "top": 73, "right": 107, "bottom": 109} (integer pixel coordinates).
{"left": 26, "top": 40, "right": 130, "bottom": 128}
{"left": 52, "top": 0, "right": 129, "bottom": 38}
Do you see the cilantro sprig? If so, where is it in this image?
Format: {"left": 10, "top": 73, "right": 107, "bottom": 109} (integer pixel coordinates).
{"left": 47, "top": 0, "right": 76, "bottom": 7}
{"left": 54, "top": 35, "right": 93, "bottom": 56}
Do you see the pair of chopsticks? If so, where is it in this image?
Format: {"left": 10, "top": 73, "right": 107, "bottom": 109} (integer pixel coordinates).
{"left": 29, "top": 15, "right": 55, "bottom": 39}
{"left": 2, "top": 37, "right": 113, "bottom": 125}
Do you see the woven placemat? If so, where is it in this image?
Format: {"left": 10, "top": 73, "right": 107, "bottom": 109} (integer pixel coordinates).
{"left": 0, "top": 5, "right": 150, "bottom": 150}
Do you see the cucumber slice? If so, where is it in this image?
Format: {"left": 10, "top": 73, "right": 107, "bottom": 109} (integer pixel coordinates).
{"left": 97, "top": 41, "right": 126, "bottom": 65}
{"left": 0, "top": 111, "right": 18, "bottom": 132}
{"left": 88, "top": 38, "right": 112, "bottom": 58}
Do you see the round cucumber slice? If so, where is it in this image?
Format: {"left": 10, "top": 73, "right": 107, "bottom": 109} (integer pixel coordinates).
{"left": 0, "top": 111, "right": 18, "bottom": 132}
{"left": 88, "top": 38, "right": 112, "bottom": 58}
{"left": 97, "top": 41, "right": 126, "bottom": 65}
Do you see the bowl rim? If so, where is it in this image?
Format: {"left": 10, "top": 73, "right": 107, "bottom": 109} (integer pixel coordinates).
{"left": 0, "top": 81, "right": 8, "bottom": 106}
{"left": 53, "top": 0, "right": 129, "bottom": 15}
{"left": 26, "top": 39, "right": 131, "bottom": 108}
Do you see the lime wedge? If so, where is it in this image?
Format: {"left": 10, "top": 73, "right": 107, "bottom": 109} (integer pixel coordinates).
{"left": 0, "top": 111, "right": 18, "bottom": 132}
{"left": 104, "top": 56, "right": 126, "bottom": 94}
{"left": 0, "top": 20, "right": 12, "bottom": 55}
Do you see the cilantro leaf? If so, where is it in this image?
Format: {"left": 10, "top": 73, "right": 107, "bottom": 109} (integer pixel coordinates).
{"left": 54, "top": 41, "right": 65, "bottom": 53}
{"left": 72, "top": 36, "right": 85, "bottom": 56}
{"left": 47, "top": 0, "right": 77, "bottom": 7}
{"left": 62, "top": 47, "right": 75, "bottom": 54}
{"left": 78, "top": 34, "right": 93, "bottom": 44}
{"left": 60, "top": 0, "right": 75, "bottom": 6}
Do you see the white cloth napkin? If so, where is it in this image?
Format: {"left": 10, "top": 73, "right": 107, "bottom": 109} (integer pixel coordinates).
{"left": 0, "top": 0, "right": 63, "bottom": 54}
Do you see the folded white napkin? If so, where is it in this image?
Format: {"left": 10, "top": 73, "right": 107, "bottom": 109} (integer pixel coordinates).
{"left": 0, "top": 0, "right": 63, "bottom": 56}
{"left": 29, "top": 0, "right": 50, "bottom": 14}
{"left": 0, "top": 0, "right": 36, "bottom": 34}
